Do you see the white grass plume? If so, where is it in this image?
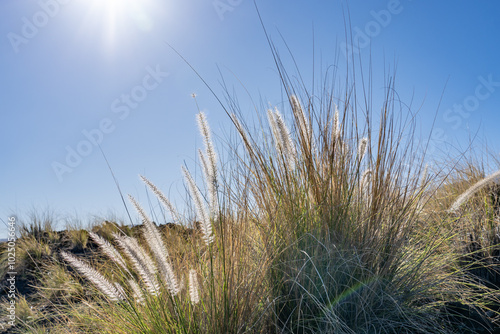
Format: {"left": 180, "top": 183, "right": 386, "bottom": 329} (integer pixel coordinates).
{"left": 128, "top": 195, "right": 179, "bottom": 295}
{"left": 290, "top": 95, "right": 310, "bottom": 137}
{"left": 159, "top": 258, "right": 179, "bottom": 296}
{"left": 61, "top": 251, "right": 125, "bottom": 301}
{"left": 291, "top": 95, "right": 319, "bottom": 160}
{"left": 333, "top": 106, "right": 340, "bottom": 139}
{"left": 449, "top": 169, "right": 500, "bottom": 212}
{"left": 198, "top": 149, "right": 218, "bottom": 219}
{"left": 140, "top": 175, "right": 181, "bottom": 224}
{"left": 197, "top": 112, "right": 219, "bottom": 217}
{"left": 358, "top": 137, "right": 368, "bottom": 161}
{"left": 128, "top": 279, "right": 145, "bottom": 304}
{"left": 128, "top": 195, "right": 170, "bottom": 260}
{"left": 182, "top": 166, "right": 214, "bottom": 245}
{"left": 188, "top": 269, "right": 200, "bottom": 304}
{"left": 196, "top": 112, "right": 217, "bottom": 179}
{"left": 88, "top": 231, "right": 129, "bottom": 274}
{"left": 273, "top": 107, "right": 297, "bottom": 169}
{"left": 198, "top": 148, "right": 209, "bottom": 181}
{"left": 267, "top": 108, "right": 282, "bottom": 151}
{"left": 114, "top": 282, "right": 126, "bottom": 299}
{"left": 113, "top": 233, "right": 160, "bottom": 295}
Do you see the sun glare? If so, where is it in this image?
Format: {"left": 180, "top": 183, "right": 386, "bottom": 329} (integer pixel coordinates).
{"left": 80, "top": 0, "right": 154, "bottom": 56}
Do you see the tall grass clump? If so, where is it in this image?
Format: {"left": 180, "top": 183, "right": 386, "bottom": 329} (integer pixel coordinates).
{"left": 223, "top": 43, "right": 497, "bottom": 331}
{"left": 230, "top": 100, "right": 444, "bottom": 331}
{"left": 50, "top": 42, "right": 500, "bottom": 334}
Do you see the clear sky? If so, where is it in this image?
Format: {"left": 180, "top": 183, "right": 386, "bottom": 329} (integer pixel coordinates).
{"left": 2, "top": 0, "right": 500, "bottom": 236}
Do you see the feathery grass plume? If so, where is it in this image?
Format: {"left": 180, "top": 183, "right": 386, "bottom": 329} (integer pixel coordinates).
{"left": 197, "top": 112, "right": 219, "bottom": 216}
{"left": 88, "top": 231, "right": 129, "bottom": 274}
{"left": 197, "top": 112, "right": 217, "bottom": 176}
{"left": 449, "top": 168, "right": 500, "bottom": 212}
{"left": 182, "top": 166, "right": 214, "bottom": 245}
{"left": 159, "top": 257, "right": 179, "bottom": 296}
{"left": 114, "top": 282, "right": 126, "bottom": 298}
{"left": 128, "top": 195, "right": 170, "bottom": 260}
{"left": 128, "top": 279, "right": 145, "bottom": 304}
{"left": 198, "top": 149, "right": 218, "bottom": 219}
{"left": 290, "top": 95, "right": 310, "bottom": 136}
{"left": 267, "top": 108, "right": 282, "bottom": 151}
{"left": 290, "top": 95, "right": 314, "bottom": 149}
{"left": 60, "top": 251, "right": 125, "bottom": 301}
{"left": 128, "top": 194, "right": 169, "bottom": 259}
{"left": 273, "top": 107, "right": 297, "bottom": 169}
{"left": 198, "top": 148, "right": 209, "bottom": 178}
{"left": 113, "top": 233, "right": 159, "bottom": 295}
{"left": 333, "top": 105, "right": 340, "bottom": 139}
{"left": 358, "top": 137, "right": 368, "bottom": 161}
{"left": 126, "top": 196, "right": 179, "bottom": 295}
{"left": 268, "top": 107, "right": 296, "bottom": 167}
{"left": 140, "top": 175, "right": 181, "bottom": 224}
{"left": 188, "top": 269, "right": 200, "bottom": 304}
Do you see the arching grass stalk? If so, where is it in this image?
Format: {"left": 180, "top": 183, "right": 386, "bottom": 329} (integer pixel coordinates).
{"left": 449, "top": 169, "right": 500, "bottom": 212}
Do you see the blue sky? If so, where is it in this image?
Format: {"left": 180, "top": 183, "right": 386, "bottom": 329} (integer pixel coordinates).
{"left": 2, "top": 0, "right": 500, "bottom": 236}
